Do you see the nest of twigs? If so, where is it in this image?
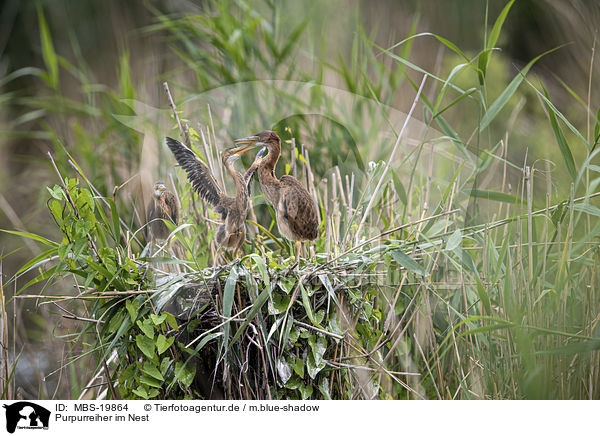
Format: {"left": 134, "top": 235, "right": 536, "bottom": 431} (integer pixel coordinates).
{"left": 147, "top": 254, "right": 393, "bottom": 400}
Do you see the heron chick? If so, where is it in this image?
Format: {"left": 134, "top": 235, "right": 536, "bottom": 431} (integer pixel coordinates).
{"left": 166, "top": 137, "right": 264, "bottom": 257}
{"left": 146, "top": 181, "right": 179, "bottom": 246}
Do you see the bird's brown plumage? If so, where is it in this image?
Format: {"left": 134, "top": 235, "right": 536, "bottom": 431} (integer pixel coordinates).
{"left": 234, "top": 130, "right": 318, "bottom": 242}
{"left": 146, "top": 181, "right": 179, "bottom": 242}
{"left": 166, "top": 137, "right": 262, "bottom": 253}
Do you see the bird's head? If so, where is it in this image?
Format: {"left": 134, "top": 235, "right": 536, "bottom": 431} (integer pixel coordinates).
{"left": 233, "top": 130, "right": 280, "bottom": 153}
{"left": 153, "top": 181, "right": 167, "bottom": 197}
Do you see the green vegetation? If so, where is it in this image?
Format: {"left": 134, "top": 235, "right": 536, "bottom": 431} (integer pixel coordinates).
{"left": 1, "top": 0, "right": 599, "bottom": 399}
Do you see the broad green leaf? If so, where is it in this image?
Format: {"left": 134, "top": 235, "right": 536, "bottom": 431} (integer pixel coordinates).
{"left": 293, "top": 357, "right": 304, "bottom": 378}
{"left": 156, "top": 334, "right": 174, "bottom": 355}
{"left": 174, "top": 361, "right": 195, "bottom": 388}
{"left": 136, "top": 319, "right": 155, "bottom": 339}
{"left": 222, "top": 265, "right": 239, "bottom": 355}
{"left": 446, "top": 229, "right": 462, "bottom": 251}
{"left": 299, "top": 384, "right": 313, "bottom": 400}
{"left": 142, "top": 362, "right": 164, "bottom": 381}
{"left": 150, "top": 313, "right": 168, "bottom": 326}
{"left": 164, "top": 312, "right": 179, "bottom": 331}
{"left": 126, "top": 299, "right": 140, "bottom": 324}
{"left": 139, "top": 375, "right": 162, "bottom": 388}
{"left": 276, "top": 356, "right": 292, "bottom": 384}
{"left": 132, "top": 386, "right": 149, "bottom": 399}
{"left": 299, "top": 282, "right": 318, "bottom": 325}
{"left": 391, "top": 249, "right": 427, "bottom": 276}
{"left": 135, "top": 334, "right": 155, "bottom": 359}
{"left": 318, "top": 377, "right": 332, "bottom": 400}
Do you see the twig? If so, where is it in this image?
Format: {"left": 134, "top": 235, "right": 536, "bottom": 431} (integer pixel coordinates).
{"left": 163, "top": 81, "right": 189, "bottom": 146}
{"left": 293, "top": 319, "right": 344, "bottom": 339}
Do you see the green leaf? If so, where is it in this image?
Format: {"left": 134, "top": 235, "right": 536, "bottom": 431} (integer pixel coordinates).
{"left": 293, "top": 357, "right": 304, "bottom": 378}
{"left": 126, "top": 299, "right": 140, "bottom": 324}
{"left": 0, "top": 229, "right": 58, "bottom": 247}
{"left": 139, "top": 375, "right": 162, "bottom": 388}
{"left": 470, "top": 189, "right": 523, "bottom": 205}
{"left": 544, "top": 87, "right": 577, "bottom": 182}
{"left": 136, "top": 319, "right": 155, "bottom": 339}
{"left": 276, "top": 356, "right": 292, "bottom": 384}
{"left": 475, "top": 277, "right": 492, "bottom": 315}
{"left": 156, "top": 334, "right": 174, "bottom": 355}
{"left": 318, "top": 377, "right": 331, "bottom": 400}
{"left": 391, "top": 171, "right": 407, "bottom": 205}
{"left": 537, "top": 339, "right": 600, "bottom": 356}
{"left": 453, "top": 247, "right": 477, "bottom": 274}
{"left": 307, "top": 334, "right": 327, "bottom": 379}
{"left": 142, "top": 362, "right": 164, "bottom": 381}
{"left": 446, "top": 229, "right": 462, "bottom": 251}
{"left": 299, "top": 282, "right": 318, "bottom": 326}
{"left": 135, "top": 334, "right": 155, "bottom": 359}
{"left": 299, "top": 384, "right": 313, "bottom": 400}
{"left": 268, "top": 292, "right": 290, "bottom": 315}
{"left": 174, "top": 361, "right": 195, "bottom": 388}
{"left": 107, "top": 199, "right": 121, "bottom": 241}
{"left": 480, "top": 46, "right": 560, "bottom": 131}
{"left": 150, "top": 313, "right": 168, "bottom": 326}
{"left": 391, "top": 249, "right": 427, "bottom": 276}
{"left": 132, "top": 386, "right": 149, "bottom": 399}
{"left": 222, "top": 265, "right": 239, "bottom": 355}
{"left": 37, "top": 6, "right": 59, "bottom": 88}
{"left": 160, "top": 357, "right": 172, "bottom": 376}
{"left": 306, "top": 351, "right": 326, "bottom": 380}
{"left": 573, "top": 203, "right": 600, "bottom": 217}
{"left": 478, "top": 0, "right": 516, "bottom": 82}
{"left": 164, "top": 313, "right": 179, "bottom": 331}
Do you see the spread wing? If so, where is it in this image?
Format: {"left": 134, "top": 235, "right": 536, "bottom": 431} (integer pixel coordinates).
{"left": 166, "top": 137, "right": 223, "bottom": 208}
{"left": 280, "top": 175, "right": 319, "bottom": 241}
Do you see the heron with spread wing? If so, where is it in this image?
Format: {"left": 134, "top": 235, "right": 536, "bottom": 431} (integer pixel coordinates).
{"left": 166, "top": 137, "right": 264, "bottom": 257}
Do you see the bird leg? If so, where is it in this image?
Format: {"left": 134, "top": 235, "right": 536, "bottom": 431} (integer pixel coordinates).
{"left": 295, "top": 241, "right": 301, "bottom": 266}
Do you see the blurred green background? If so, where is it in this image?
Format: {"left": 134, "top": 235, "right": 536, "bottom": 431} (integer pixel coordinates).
{"left": 1, "top": 0, "right": 599, "bottom": 399}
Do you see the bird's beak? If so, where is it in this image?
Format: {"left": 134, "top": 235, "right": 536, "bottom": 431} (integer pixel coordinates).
{"left": 256, "top": 147, "right": 266, "bottom": 159}
{"left": 231, "top": 144, "right": 256, "bottom": 156}
{"left": 233, "top": 135, "right": 261, "bottom": 147}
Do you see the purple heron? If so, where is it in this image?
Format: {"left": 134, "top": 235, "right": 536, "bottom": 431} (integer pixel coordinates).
{"left": 146, "top": 181, "right": 179, "bottom": 244}
{"left": 233, "top": 130, "right": 318, "bottom": 261}
{"left": 165, "top": 137, "right": 264, "bottom": 256}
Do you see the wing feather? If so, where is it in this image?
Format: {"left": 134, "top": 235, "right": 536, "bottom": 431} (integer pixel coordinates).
{"left": 280, "top": 175, "right": 319, "bottom": 241}
{"left": 166, "top": 137, "right": 223, "bottom": 207}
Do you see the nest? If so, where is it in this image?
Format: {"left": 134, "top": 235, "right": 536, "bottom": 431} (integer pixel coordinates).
{"left": 146, "top": 256, "right": 390, "bottom": 400}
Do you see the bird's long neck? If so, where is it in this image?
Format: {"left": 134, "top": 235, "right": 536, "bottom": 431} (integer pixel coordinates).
{"left": 224, "top": 160, "right": 247, "bottom": 206}
{"left": 263, "top": 140, "right": 281, "bottom": 174}
{"left": 258, "top": 140, "right": 282, "bottom": 207}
